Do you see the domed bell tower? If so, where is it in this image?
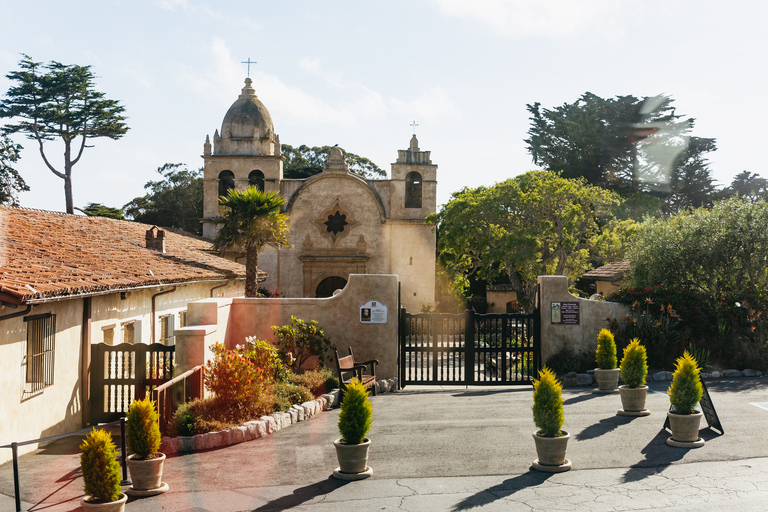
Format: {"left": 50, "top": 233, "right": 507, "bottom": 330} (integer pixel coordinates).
{"left": 201, "top": 77, "right": 284, "bottom": 239}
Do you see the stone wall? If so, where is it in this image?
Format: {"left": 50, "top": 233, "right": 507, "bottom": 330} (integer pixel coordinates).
{"left": 538, "top": 275, "right": 629, "bottom": 365}
{"left": 174, "top": 274, "right": 400, "bottom": 380}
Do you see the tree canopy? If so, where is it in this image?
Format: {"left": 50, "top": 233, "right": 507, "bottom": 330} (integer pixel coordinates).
{"left": 0, "top": 55, "right": 128, "bottom": 214}
{"left": 525, "top": 92, "right": 716, "bottom": 212}
{"left": 428, "top": 171, "right": 635, "bottom": 308}
{"left": 0, "top": 135, "right": 28, "bottom": 205}
{"left": 629, "top": 197, "right": 768, "bottom": 296}
{"left": 124, "top": 163, "right": 203, "bottom": 234}
{"left": 214, "top": 188, "right": 290, "bottom": 297}
{"left": 282, "top": 144, "right": 385, "bottom": 179}
{"left": 80, "top": 202, "right": 125, "bottom": 220}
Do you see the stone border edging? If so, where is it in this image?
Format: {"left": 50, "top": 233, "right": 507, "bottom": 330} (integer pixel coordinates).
{"left": 160, "top": 377, "right": 400, "bottom": 455}
{"left": 560, "top": 368, "right": 765, "bottom": 387}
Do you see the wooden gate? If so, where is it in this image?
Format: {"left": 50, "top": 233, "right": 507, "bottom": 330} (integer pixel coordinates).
{"left": 399, "top": 309, "right": 540, "bottom": 387}
{"left": 90, "top": 342, "right": 175, "bottom": 425}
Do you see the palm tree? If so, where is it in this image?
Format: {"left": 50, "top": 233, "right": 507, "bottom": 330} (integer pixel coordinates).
{"left": 214, "top": 187, "right": 290, "bottom": 297}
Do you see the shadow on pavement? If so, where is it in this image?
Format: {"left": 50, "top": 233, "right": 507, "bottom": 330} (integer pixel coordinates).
{"left": 250, "top": 477, "right": 349, "bottom": 511}
{"left": 622, "top": 429, "right": 687, "bottom": 483}
{"left": 575, "top": 415, "right": 634, "bottom": 441}
{"left": 450, "top": 471, "right": 554, "bottom": 511}
{"left": 563, "top": 392, "right": 605, "bottom": 406}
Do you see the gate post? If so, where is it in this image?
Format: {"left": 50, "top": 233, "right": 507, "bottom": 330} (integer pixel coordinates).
{"left": 399, "top": 307, "right": 406, "bottom": 390}
{"left": 464, "top": 309, "right": 475, "bottom": 385}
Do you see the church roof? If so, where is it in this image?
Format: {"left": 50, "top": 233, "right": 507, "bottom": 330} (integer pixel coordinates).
{"left": 220, "top": 77, "right": 274, "bottom": 139}
{"left": 0, "top": 207, "right": 252, "bottom": 305}
{"left": 582, "top": 260, "right": 630, "bottom": 282}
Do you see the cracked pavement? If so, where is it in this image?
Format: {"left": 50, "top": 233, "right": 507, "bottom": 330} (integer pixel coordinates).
{"left": 2, "top": 378, "right": 767, "bottom": 511}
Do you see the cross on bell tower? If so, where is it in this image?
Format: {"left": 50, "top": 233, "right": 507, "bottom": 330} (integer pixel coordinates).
{"left": 241, "top": 57, "right": 257, "bottom": 77}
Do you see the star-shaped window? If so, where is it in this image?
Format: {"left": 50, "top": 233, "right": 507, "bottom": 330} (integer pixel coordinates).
{"left": 325, "top": 211, "right": 348, "bottom": 235}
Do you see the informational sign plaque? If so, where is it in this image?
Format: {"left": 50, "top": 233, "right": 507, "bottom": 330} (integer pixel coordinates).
{"left": 360, "top": 300, "right": 388, "bottom": 324}
{"left": 551, "top": 302, "right": 580, "bottom": 324}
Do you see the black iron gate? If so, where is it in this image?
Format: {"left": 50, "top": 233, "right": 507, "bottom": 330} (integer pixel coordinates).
{"left": 90, "top": 342, "right": 175, "bottom": 424}
{"left": 399, "top": 309, "right": 540, "bottom": 387}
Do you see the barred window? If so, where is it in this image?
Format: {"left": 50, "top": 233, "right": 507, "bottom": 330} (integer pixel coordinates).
{"left": 122, "top": 320, "right": 136, "bottom": 344}
{"left": 24, "top": 314, "right": 56, "bottom": 393}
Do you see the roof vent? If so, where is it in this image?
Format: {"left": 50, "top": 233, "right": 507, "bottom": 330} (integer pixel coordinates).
{"left": 146, "top": 226, "right": 166, "bottom": 253}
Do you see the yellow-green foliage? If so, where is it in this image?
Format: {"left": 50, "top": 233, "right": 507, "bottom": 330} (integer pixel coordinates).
{"left": 338, "top": 379, "right": 373, "bottom": 444}
{"left": 532, "top": 367, "right": 565, "bottom": 437}
{"left": 127, "top": 396, "right": 161, "bottom": 458}
{"left": 80, "top": 428, "right": 122, "bottom": 503}
{"left": 595, "top": 328, "right": 617, "bottom": 369}
{"left": 668, "top": 351, "right": 703, "bottom": 414}
{"left": 620, "top": 338, "right": 648, "bottom": 388}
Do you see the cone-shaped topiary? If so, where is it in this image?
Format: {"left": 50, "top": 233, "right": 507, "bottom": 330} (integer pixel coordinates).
{"left": 668, "top": 350, "right": 703, "bottom": 414}
{"left": 595, "top": 328, "right": 617, "bottom": 370}
{"left": 532, "top": 367, "right": 565, "bottom": 437}
{"left": 620, "top": 338, "right": 648, "bottom": 388}
{"left": 126, "top": 396, "right": 161, "bottom": 459}
{"left": 80, "top": 428, "right": 122, "bottom": 503}
{"left": 338, "top": 379, "right": 373, "bottom": 444}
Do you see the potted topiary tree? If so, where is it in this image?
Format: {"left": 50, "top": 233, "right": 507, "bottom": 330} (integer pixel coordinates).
{"left": 531, "top": 367, "right": 571, "bottom": 473}
{"left": 79, "top": 428, "right": 127, "bottom": 511}
{"left": 593, "top": 328, "right": 620, "bottom": 394}
{"left": 126, "top": 396, "right": 169, "bottom": 495}
{"left": 617, "top": 338, "right": 650, "bottom": 416}
{"left": 333, "top": 378, "right": 373, "bottom": 480}
{"left": 667, "top": 350, "right": 705, "bottom": 448}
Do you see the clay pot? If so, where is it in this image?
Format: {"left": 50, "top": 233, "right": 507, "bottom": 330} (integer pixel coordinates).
{"left": 668, "top": 410, "right": 703, "bottom": 443}
{"left": 334, "top": 438, "right": 371, "bottom": 474}
{"left": 594, "top": 368, "right": 621, "bottom": 393}
{"left": 618, "top": 385, "right": 649, "bottom": 415}
{"left": 127, "top": 452, "right": 165, "bottom": 491}
{"left": 532, "top": 430, "right": 570, "bottom": 469}
{"left": 80, "top": 493, "right": 127, "bottom": 512}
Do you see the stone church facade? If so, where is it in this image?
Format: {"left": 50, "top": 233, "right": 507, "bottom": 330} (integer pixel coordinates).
{"left": 201, "top": 78, "right": 436, "bottom": 311}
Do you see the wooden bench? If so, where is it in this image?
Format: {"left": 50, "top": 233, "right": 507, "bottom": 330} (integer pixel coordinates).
{"left": 334, "top": 348, "right": 379, "bottom": 397}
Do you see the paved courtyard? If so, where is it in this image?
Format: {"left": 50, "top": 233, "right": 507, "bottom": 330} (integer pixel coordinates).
{"left": 2, "top": 378, "right": 768, "bottom": 511}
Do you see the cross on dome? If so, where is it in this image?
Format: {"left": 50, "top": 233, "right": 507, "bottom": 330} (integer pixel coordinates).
{"left": 241, "top": 57, "right": 257, "bottom": 77}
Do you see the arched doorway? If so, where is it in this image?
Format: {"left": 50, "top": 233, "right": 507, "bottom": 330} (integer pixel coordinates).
{"left": 315, "top": 276, "right": 347, "bottom": 298}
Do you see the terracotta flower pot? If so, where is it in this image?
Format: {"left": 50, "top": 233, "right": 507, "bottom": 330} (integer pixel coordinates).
{"left": 532, "top": 431, "right": 571, "bottom": 472}
{"left": 334, "top": 438, "right": 371, "bottom": 477}
{"left": 667, "top": 410, "right": 704, "bottom": 446}
{"left": 127, "top": 453, "right": 165, "bottom": 491}
{"left": 81, "top": 492, "right": 127, "bottom": 512}
{"left": 594, "top": 368, "right": 621, "bottom": 393}
{"left": 618, "top": 385, "right": 650, "bottom": 416}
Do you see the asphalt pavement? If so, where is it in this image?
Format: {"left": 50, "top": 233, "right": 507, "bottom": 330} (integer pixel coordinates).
{"left": 2, "top": 378, "right": 768, "bottom": 511}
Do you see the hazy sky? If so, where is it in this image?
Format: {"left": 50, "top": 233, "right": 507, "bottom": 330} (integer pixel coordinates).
{"left": 1, "top": 0, "right": 766, "bottom": 214}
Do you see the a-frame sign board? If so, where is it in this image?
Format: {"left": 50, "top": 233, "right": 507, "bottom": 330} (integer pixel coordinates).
{"left": 663, "top": 379, "right": 723, "bottom": 434}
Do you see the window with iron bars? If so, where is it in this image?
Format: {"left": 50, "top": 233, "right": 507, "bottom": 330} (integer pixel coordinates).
{"left": 24, "top": 314, "right": 56, "bottom": 393}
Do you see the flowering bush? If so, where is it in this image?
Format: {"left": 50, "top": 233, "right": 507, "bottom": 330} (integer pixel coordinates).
{"left": 243, "top": 336, "right": 290, "bottom": 383}
{"left": 204, "top": 342, "right": 267, "bottom": 419}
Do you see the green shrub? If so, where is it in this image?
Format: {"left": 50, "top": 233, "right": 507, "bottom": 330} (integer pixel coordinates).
{"left": 595, "top": 328, "right": 617, "bottom": 369}
{"left": 170, "top": 402, "right": 196, "bottom": 437}
{"left": 272, "top": 382, "right": 314, "bottom": 411}
{"left": 338, "top": 379, "right": 373, "bottom": 444}
{"left": 169, "top": 397, "right": 241, "bottom": 435}
{"left": 288, "top": 367, "right": 339, "bottom": 396}
{"left": 545, "top": 343, "right": 591, "bottom": 374}
{"left": 272, "top": 316, "right": 336, "bottom": 369}
{"left": 126, "top": 396, "right": 161, "bottom": 458}
{"left": 80, "top": 428, "right": 122, "bottom": 503}
{"left": 620, "top": 338, "right": 648, "bottom": 388}
{"left": 243, "top": 336, "right": 290, "bottom": 383}
{"left": 668, "top": 351, "right": 703, "bottom": 414}
{"left": 532, "top": 367, "right": 565, "bottom": 437}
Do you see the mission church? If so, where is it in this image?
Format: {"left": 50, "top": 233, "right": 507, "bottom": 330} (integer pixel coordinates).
{"left": 200, "top": 77, "right": 437, "bottom": 311}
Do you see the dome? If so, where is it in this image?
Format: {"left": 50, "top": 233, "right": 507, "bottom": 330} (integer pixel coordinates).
{"left": 220, "top": 78, "right": 274, "bottom": 140}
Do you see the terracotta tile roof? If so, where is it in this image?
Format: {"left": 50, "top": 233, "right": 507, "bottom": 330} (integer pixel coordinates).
{"left": 0, "top": 206, "right": 251, "bottom": 304}
{"left": 582, "top": 260, "right": 630, "bottom": 281}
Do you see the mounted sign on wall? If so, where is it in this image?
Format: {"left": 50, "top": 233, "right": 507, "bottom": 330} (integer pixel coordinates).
{"left": 551, "top": 301, "right": 580, "bottom": 325}
{"left": 360, "top": 300, "right": 388, "bottom": 323}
